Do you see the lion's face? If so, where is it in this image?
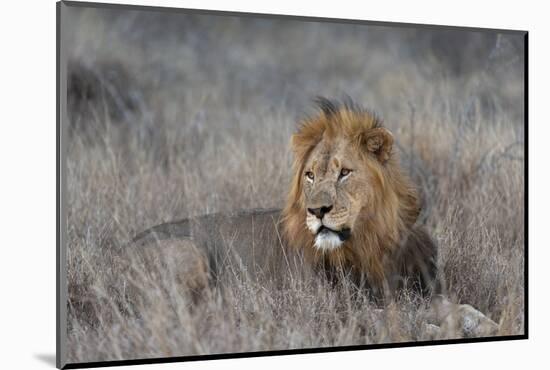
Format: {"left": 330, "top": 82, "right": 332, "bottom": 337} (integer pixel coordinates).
{"left": 302, "top": 135, "right": 384, "bottom": 251}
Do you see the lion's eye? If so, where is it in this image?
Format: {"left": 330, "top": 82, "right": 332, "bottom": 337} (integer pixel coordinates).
{"left": 305, "top": 171, "right": 314, "bottom": 181}
{"left": 339, "top": 168, "right": 352, "bottom": 179}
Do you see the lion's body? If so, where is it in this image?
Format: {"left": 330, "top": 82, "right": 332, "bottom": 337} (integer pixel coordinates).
{"left": 133, "top": 98, "right": 441, "bottom": 295}
{"left": 130, "top": 98, "right": 498, "bottom": 337}
{"left": 132, "top": 209, "right": 300, "bottom": 287}
{"left": 132, "top": 207, "right": 437, "bottom": 295}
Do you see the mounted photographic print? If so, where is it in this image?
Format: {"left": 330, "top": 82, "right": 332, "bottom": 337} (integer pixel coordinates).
{"left": 56, "top": 1, "right": 527, "bottom": 368}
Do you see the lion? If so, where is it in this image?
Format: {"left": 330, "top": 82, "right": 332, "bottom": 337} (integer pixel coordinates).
{"left": 131, "top": 97, "right": 498, "bottom": 338}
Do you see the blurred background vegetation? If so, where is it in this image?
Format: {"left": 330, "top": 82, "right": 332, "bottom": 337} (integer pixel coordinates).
{"left": 64, "top": 5, "right": 524, "bottom": 363}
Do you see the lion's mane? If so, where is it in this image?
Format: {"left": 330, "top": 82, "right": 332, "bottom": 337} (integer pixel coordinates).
{"left": 282, "top": 99, "right": 422, "bottom": 288}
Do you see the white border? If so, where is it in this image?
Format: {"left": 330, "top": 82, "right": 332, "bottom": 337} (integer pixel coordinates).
{"left": 1, "top": 0, "right": 546, "bottom": 369}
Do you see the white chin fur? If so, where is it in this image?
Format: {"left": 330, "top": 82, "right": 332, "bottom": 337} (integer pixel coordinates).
{"left": 314, "top": 232, "right": 343, "bottom": 251}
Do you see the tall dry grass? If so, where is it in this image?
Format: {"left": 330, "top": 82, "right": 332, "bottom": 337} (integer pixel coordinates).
{"left": 64, "top": 6, "right": 525, "bottom": 363}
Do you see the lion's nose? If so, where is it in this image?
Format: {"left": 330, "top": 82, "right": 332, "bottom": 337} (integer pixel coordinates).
{"left": 307, "top": 205, "right": 333, "bottom": 219}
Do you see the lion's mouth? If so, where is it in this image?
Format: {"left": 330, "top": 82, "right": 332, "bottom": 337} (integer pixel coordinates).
{"left": 317, "top": 225, "right": 351, "bottom": 242}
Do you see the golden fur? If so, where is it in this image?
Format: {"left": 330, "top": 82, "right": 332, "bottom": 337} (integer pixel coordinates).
{"left": 282, "top": 99, "right": 422, "bottom": 288}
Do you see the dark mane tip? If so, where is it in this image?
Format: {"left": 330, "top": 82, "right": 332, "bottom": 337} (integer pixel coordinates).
{"left": 314, "top": 95, "right": 367, "bottom": 116}
{"left": 313, "top": 96, "right": 382, "bottom": 129}
{"left": 341, "top": 94, "right": 364, "bottom": 114}
{"left": 314, "top": 96, "right": 340, "bottom": 116}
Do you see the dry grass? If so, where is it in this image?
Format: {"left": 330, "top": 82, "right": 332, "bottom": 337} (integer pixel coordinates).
{"left": 64, "top": 6, "right": 525, "bottom": 363}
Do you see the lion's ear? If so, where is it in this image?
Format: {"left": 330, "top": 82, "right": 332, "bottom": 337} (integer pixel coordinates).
{"left": 361, "top": 127, "right": 394, "bottom": 163}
